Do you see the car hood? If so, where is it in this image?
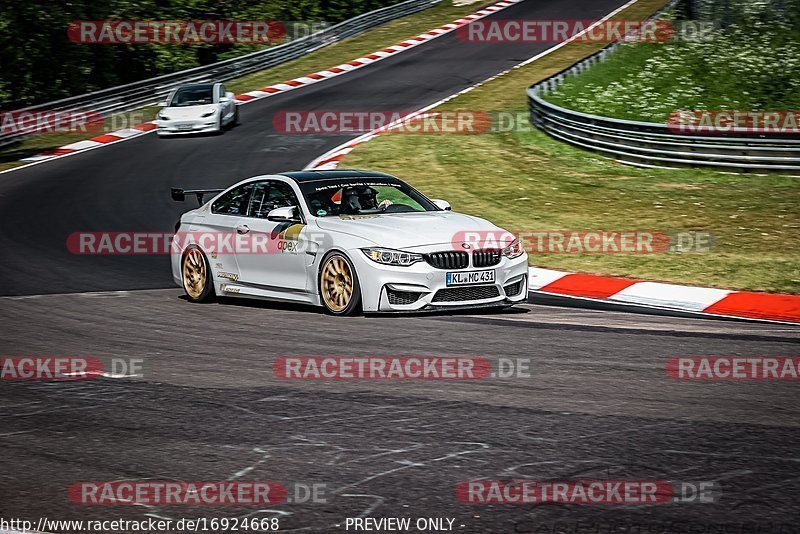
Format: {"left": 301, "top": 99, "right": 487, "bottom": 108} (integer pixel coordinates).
{"left": 161, "top": 105, "right": 216, "bottom": 120}
{"left": 315, "top": 211, "right": 505, "bottom": 250}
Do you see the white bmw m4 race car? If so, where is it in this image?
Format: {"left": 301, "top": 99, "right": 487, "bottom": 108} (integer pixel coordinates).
{"left": 171, "top": 170, "right": 529, "bottom": 315}
{"left": 156, "top": 82, "right": 239, "bottom": 136}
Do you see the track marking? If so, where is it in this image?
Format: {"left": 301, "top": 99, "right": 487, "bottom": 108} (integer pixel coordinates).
{"left": 305, "top": 0, "right": 642, "bottom": 169}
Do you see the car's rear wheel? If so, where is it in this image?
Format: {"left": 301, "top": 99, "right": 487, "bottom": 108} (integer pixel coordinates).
{"left": 182, "top": 246, "right": 214, "bottom": 303}
{"left": 319, "top": 252, "right": 361, "bottom": 316}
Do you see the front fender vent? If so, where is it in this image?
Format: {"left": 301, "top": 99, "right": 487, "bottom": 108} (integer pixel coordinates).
{"left": 387, "top": 289, "right": 423, "bottom": 306}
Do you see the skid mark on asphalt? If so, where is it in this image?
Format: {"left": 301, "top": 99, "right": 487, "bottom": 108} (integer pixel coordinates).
{"left": 2, "top": 369, "right": 800, "bottom": 530}
{"left": 436, "top": 308, "right": 800, "bottom": 342}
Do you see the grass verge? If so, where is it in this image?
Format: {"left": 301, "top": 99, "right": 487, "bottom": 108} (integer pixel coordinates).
{"left": 342, "top": 0, "right": 800, "bottom": 294}
{"left": 545, "top": 27, "right": 800, "bottom": 122}
{"left": 0, "top": 1, "right": 482, "bottom": 173}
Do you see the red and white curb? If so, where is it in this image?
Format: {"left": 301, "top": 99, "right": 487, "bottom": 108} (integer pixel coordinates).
{"left": 529, "top": 267, "right": 800, "bottom": 324}
{"left": 300, "top": 0, "right": 799, "bottom": 326}
{"left": 19, "top": 123, "right": 157, "bottom": 163}
{"left": 234, "top": 0, "right": 521, "bottom": 104}
{"left": 9, "top": 0, "right": 521, "bottom": 171}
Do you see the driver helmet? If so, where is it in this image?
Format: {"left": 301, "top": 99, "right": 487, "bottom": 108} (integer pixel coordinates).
{"left": 342, "top": 185, "right": 379, "bottom": 213}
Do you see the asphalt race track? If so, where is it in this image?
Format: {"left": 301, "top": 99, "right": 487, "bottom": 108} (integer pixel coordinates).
{"left": 1, "top": 292, "right": 799, "bottom": 532}
{"left": 0, "top": 0, "right": 628, "bottom": 297}
{"left": 1, "top": 0, "right": 799, "bottom": 532}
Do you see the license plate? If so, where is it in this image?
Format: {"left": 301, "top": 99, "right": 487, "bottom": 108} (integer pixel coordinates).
{"left": 177, "top": 123, "right": 193, "bottom": 130}
{"left": 446, "top": 270, "right": 495, "bottom": 287}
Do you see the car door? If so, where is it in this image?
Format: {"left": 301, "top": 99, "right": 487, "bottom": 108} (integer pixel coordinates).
{"left": 234, "top": 180, "right": 311, "bottom": 292}
{"left": 189, "top": 182, "right": 254, "bottom": 286}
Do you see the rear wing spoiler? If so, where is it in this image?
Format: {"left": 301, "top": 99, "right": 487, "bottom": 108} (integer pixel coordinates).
{"left": 171, "top": 187, "right": 225, "bottom": 205}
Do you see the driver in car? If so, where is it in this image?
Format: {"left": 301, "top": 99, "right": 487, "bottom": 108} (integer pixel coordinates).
{"left": 341, "top": 185, "right": 392, "bottom": 215}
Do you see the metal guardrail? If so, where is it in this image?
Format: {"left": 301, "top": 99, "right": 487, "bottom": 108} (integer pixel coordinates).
{"left": 527, "top": 2, "right": 800, "bottom": 175}
{"left": 0, "top": 0, "right": 442, "bottom": 148}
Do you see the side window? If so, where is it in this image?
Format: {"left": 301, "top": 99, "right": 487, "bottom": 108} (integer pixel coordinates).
{"left": 270, "top": 181, "right": 300, "bottom": 209}
{"left": 211, "top": 183, "right": 254, "bottom": 215}
{"left": 218, "top": 85, "right": 225, "bottom": 99}
{"left": 247, "top": 181, "right": 301, "bottom": 219}
{"left": 247, "top": 182, "right": 271, "bottom": 219}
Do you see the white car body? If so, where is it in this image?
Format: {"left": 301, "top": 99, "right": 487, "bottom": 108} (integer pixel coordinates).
{"left": 171, "top": 170, "right": 529, "bottom": 313}
{"left": 156, "top": 82, "right": 238, "bottom": 136}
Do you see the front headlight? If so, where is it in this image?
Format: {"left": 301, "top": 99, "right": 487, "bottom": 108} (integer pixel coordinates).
{"left": 502, "top": 238, "right": 525, "bottom": 259}
{"left": 361, "top": 247, "right": 423, "bottom": 266}
{"left": 158, "top": 113, "right": 170, "bottom": 120}
{"left": 201, "top": 110, "right": 217, "bottom": 118}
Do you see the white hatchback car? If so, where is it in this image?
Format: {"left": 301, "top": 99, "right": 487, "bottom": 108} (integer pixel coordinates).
{"left": 171, "top": 170, "right": 528, "bottom": 315}
{"left": 156, "top": 82, "right": 239, "bottom": 136}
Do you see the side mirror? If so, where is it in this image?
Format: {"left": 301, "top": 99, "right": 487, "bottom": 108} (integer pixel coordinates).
{"left": 225, "top": 91, "right": 235, "bottom": 99}
{"left": 267, "top": 206, "right": 300, "bottom": 222}
{"left": 432, "top": 199, "right": 451, "bottom": 211}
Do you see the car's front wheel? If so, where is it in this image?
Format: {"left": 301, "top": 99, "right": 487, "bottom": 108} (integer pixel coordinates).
{"left": 181, "top": 246, "right": 214, "bottom": 303}
{"left": 319, "top": 252, "right": 362, "bottom": 316}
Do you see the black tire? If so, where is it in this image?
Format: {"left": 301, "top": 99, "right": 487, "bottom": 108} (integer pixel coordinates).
{"left": 318, "top": 251, "right": 362, "bottom": 316}
{"left": 181, "top": 246, "right": 215, "bottom": 303}
{"left": 232, "top": 105, "right": 240, "bottom": 126}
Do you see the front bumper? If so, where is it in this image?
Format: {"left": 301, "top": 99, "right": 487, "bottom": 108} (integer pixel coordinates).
{"left": 349, "top": 249, "right": 529, "bottom": 313}
{"left": 156, "top": 119, "right": 219, "bottom": 135}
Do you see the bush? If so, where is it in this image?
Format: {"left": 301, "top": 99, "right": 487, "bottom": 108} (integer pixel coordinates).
{"left": 0, "top": 0, "right": 403, "bottom": 107}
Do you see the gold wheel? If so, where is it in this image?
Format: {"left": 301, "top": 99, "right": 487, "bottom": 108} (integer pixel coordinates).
{"left": 321, "top": 255, "right": 354, "bottom": 313}
{"left": 182, "top": 248, "right": 208, "bottom": 300}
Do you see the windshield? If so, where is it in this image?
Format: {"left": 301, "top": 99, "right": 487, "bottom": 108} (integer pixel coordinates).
{"left": 169, "top": 87, "right": 214, "bottom": 107}
{"left": 299, "top": 178, "right": 439, "bottom": 217}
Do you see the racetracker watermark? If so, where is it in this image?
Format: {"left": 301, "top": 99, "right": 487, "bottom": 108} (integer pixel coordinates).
{"left": 69, "top": 20, "right": 287, "bottom": 44}
{"left": 0, "top": 110, "right": 103, "bottom": 135}
{"left": 456, "top": 19, "right": 677, "bottom": 43}
{"left": 274, "top": 357, "right": 532, "bottom": 380}
{"left": 66, "top": 231, "right": 321, "bottom": 255}
{"left": 451, "top": 230, "right": 715, "bottom": 254}
{"left": 456, "top": 480, "right": 720, "bottom": 505}
{"left": 1, "top": 518, "right": 284, "bottom": 533}
{"left": 279, "top": 109, "right": 788, "bottom": 136}
{"left": 667, "top": 357, "right": 800, "bottom": 380}
{"left": 69, "top": 482, "right": 287, "bottom": 505}
{"left": 272, "top": 110, "right": 585, "bottom": 135}
{"left": 273, "top": 110, "right": 491, "bottom": 135}
{"left": 668, "top": 110, "right": 800, "bottom": 135}
{"left": 0, "top": 357, "right": 143, "bottom": 380}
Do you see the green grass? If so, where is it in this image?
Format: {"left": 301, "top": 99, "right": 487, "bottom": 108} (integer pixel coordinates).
{"left": 0, "top": 1, "right": 481, "bottom": 173}
{"left": 545, "top": 16, "right": 800, "bottom": 121}
{"left": 341, "top": 0, "right": 800, "bottom": 294}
